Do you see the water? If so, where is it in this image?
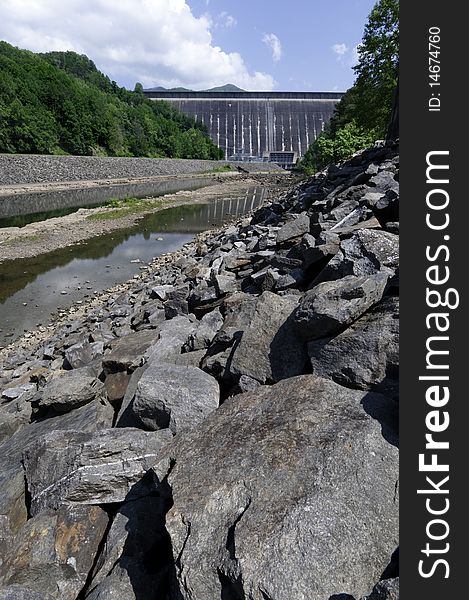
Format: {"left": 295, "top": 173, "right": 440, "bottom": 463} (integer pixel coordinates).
{"left": 0, "top": 187, "right": 266, "bottom": 346}
{"left": 0, "top": 176, "right": 216, "bottom": 222}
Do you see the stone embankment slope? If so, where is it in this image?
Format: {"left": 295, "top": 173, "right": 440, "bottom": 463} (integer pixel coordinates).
{"left": 0, "top": 154, "right": 282, "bottom": 187}
{"left": 0, "top": 142, "right": 399, "bottom": 600}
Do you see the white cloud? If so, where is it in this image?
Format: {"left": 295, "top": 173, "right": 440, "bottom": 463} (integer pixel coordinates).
{"left": 218, "top": 11, "right": 237, "bottom": 28}
{"left": 0, "top": 0, "right": 274, "bottom": 90}
{"left": 332, "top": 43, "right": 348, "bottom": 57}
{"left": 262, "top": 33, "right": 282, "bottom": 63}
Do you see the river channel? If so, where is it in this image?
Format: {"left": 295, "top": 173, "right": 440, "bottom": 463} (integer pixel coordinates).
{"left": 0, "top": 186, "right": 266, "bottom": 347}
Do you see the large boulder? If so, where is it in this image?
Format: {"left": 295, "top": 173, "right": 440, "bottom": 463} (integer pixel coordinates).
{"left": 102, "top": 329, "right": 159, "bottom": 374}
{"left": 152, "top": 375, "right": 399, "bottom": 600}
{"left": 31, "top": 369, "right": 104, "bottom": 413}
{"left": 203, "top": 291, "right": 308, "bottom": 385}
{"left": 316, "top": 229, "right": 399, "bottom": 283}
{"left": 23, "top": 428, "right": 172, "bottom": 514}
{"left": 127, "top": 363, "right": 220, "bottom": 435}
{"left": 294, "top": 273, "right": 389, "bottom": 340}
{"left": 308, "top": 296, "right": 399, "bottom": 392}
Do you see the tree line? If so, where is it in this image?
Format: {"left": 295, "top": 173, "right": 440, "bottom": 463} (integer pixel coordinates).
{"left": 0, "top": 42, "right": 224, "bottom": 159}
{"left": 299, "top": 0, "right": 399, "bottom": 174}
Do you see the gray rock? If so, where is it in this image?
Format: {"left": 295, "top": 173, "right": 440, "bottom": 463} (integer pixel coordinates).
{"left": 277, "top": 213, "right": 310, "bottom": 244}
{"left": 145, "top": 315, "right": 198, "bottom": 365}
{"left": 32, "top": 370, "right": 104, "bottom": 413}
{"left": 308, "top": 297, "right": 399, "bottom": 391}
{"left": 317, "top": 229, "right": 399, "bottom": 283}
{"left": 1, "top": 383, "right": 36, "bottom": 402}
{"left": 0, "top": 398, "right": 32, "bottom": 445}
{"left": 153, "top": 375, "right": 399, "bottom": 600}
{"left": 295, "top": 273, "right": 389, "bottom": 340}
{"left": 64, "top": 340, "right": 103, "bottom": 369}
{"left": 129, "top": 363, "right": 219, "bottom": 435}
{"left": 302, "top": 242, "right": 339, "bottom": 270}
{"left": 23, "top": 428, "right": 172, "bottom": 514}
{"left": 369, "top": 170, "right": 399, "bottom": 193}
{"left": 103, "top": 329, "right": 159, "bottom": 374}
{"left": 0, "top": 399, "right": 113, "bottom": 562}
{"left": 184, "top": 309, "right": 224, "bottom": 351}
{"left": 203, "top": 291, "right": 308, "bottom": 384}
{"left": 0, "top": 505, "right": 108, "bottom": 600}
{"left": 84, "top": 496, "right": 171, "bottom": 600}
{"left": 172, "top": 349, "right": 206, "bottom": 369}
{"left": 164, "top": 297, "right": 189, "bottom": 319}
{"left": 372, "top": 190, "right": 399, "bottom": 226}
{"left": 150, "top": 285, "right": 174, "bottom": 301}
{"left": 0, "top": 586, "right": 55, "bottom": 599}
{"left": 211, "top": 272, "right": 238, "bottom": 296}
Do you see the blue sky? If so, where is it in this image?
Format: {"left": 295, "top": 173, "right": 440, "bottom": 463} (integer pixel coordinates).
{"left": 189, "top": 0, "right": 376, "bottom": 91}
{"left": 0, "top": 0, "right": 376, "bottom": 92}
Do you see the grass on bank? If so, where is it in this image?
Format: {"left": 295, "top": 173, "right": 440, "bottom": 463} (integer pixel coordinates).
{"left": 86, "top": 196, "right": 170, "bottom": 221}
{"left": 1, "top": 233, "right": 43, "bottom": 246}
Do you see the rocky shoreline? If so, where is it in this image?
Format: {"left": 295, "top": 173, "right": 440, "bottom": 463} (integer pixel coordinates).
{"left": 0, "top": 142, "right": 399, "bottom": 600}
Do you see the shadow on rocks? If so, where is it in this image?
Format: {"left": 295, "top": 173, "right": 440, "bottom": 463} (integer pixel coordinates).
{"left": 83, "top": 470, "right": 183, "bottom": 600}
{"left": 361, "top": 385, "right": 399, "bottom": 449}
{"left": 268, "top": 310, "right": 310, "bottom": 383}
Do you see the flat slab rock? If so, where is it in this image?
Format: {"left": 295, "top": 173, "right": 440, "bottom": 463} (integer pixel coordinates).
{"left": 31, "top": 369, "right": 104, "bottom": 413}
{"left": 0, "top": 399, "right": 113, "bottom": 549}
{"left": 102, "top": 329, "right": 159, "bottom": 373}
{"left": 153, "top": 375, "right": 399, "bottom": 600}
{"left": 23, "top": 427, "right": 172, "bottom": 514}
{"left": 294, "top": 273, "right": 389, "bottom": 340}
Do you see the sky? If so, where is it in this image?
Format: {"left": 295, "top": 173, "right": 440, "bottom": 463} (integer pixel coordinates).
{"left": 0, "top": 0, "right": 376, "bottom": 92}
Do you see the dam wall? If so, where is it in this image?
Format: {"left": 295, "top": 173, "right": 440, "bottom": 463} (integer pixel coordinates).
{"left": 144, "top": 91, "right": 343, "bottom": 159}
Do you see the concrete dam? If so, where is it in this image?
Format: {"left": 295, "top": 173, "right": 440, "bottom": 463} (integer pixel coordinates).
{"left": 144, "top": 90, "right": 343, "bottom": 164}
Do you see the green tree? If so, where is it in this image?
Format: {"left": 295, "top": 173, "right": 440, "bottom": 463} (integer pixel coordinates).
{"left": 298, "top": 0, "right": 398, "bottom": 174}
{"left": 352, "top": 0, "right": 399, "bottom": 135}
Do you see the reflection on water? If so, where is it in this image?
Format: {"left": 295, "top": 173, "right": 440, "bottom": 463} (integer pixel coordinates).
{"left": 0, "top": 187, "right": 266, "bottom": 346}
{"left": 0, "top": 176, "right": 217, "bottom": 220}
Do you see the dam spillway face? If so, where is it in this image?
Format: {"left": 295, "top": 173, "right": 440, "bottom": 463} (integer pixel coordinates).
{"left": 144, "top": 91, "right": 343, "bottom": 160}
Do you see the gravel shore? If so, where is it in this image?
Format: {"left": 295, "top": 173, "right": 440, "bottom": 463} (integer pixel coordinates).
{"left": 0, "top": 154, "right": 282, "bottom": 186}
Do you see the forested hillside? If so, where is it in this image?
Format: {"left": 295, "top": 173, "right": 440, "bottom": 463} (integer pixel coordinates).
{"left": 0, "top": 42, "right": 223, "bottom": 159}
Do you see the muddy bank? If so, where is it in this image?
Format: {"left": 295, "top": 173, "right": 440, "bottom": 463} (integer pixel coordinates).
{"left": 0, "top": 175, "right": 293, "bottom": 263}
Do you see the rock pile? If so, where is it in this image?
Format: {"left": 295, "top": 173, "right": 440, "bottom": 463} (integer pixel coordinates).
{"left": 0, "top": 141, "right": 399, "bottom": 600}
